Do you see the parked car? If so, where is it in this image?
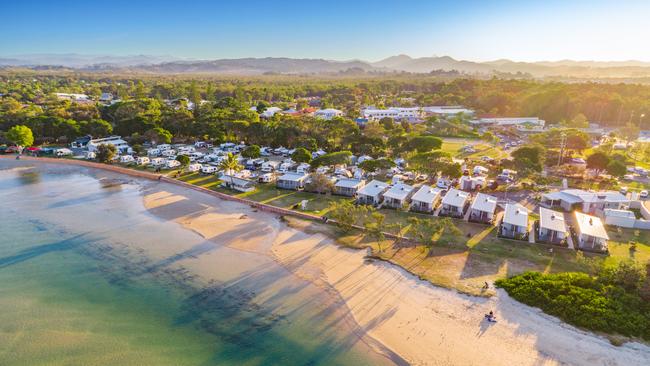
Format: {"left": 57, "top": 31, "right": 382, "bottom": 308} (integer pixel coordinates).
{"left": 640, "top": 190, "right": 648, "bottom": 199}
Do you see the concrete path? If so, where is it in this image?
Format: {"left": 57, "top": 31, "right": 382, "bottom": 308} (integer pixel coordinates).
{"left": 563, "top": 212, "right": 576, "bottom": 250}
{"left": 433, "top": 205, "right": 442, "bottom": 217}
{"left": 566, "top": 233, "right": 575, "bottom": 250}
{"left": 528, "top": 225, "right": 535, "bottom": 243}
{"left": 462, "top": 207, "right": 471, "bottom": 221}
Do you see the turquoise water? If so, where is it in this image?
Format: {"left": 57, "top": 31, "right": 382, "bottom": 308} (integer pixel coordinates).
{"left": 0, "top": 162, "right": 397, "bottom": 365}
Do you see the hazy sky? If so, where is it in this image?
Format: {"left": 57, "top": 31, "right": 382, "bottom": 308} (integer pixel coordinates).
{"left": 3, "top": 0, "right": 650, "bottom": 62}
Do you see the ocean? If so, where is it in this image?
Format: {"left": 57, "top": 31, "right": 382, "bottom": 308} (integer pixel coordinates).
{"left": 0, "top": 161, "right": 396, "bottom": 366}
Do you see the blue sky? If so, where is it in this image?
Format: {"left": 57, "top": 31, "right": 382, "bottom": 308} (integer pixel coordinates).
{"left": 2, "top": 0, "right": 650, "bottom": 62}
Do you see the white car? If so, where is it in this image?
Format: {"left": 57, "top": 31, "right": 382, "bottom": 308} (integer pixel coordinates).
{"left": 640, "top": 190, "right": 648, "bottom": 199}
{"left": 55, "top": 148, "right": 73, "bottom": 157}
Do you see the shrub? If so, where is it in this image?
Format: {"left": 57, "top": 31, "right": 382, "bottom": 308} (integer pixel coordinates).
{"left": 496, "top": 269, "right": 650, "bottom": 340}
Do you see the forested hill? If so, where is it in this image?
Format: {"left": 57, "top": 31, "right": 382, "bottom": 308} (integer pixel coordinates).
{"left": 5, "top": 54, "right": 650, "bottom": 79}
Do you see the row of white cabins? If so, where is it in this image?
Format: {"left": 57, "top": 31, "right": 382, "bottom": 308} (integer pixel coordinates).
{"left": 273, "top": 173, "right": 626, "bottom": 253}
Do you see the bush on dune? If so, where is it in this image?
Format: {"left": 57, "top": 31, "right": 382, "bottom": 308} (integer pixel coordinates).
{"left": 495, "top": 262, "right": 650, "bottom": 341}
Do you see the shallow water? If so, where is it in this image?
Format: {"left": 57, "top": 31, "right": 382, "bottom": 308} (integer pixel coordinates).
{"left": 0, "top": 161, "right": 395, "bottom": 366}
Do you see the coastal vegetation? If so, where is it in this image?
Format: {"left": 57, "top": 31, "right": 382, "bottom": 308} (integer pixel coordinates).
{"left": 496, "top": 261, "right": 650, "bottom": 342}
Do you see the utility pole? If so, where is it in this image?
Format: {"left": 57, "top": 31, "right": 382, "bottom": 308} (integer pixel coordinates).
{"left": 557, "top": 132, "right": 567, "bottom": 166}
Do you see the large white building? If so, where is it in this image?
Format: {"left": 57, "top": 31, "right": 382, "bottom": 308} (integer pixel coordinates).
{"left": 361, "top": 107, "right": 422, "bottom": 121}
{"left": 87, "top": 136, "right": 131, "bottom": 154}
{"left": 361, "top": 106, "right": 474, "bottom": 122}
{"left": 470, "top": 117, "right": 545, "bottom": 128}
{"left": 541, "top": 189, "right": 629, "bottom": 216}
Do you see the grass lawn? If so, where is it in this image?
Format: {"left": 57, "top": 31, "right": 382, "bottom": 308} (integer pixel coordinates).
{"left": 286, "top": 209, "right": 650, "bottom": 297}
{"left": 440, "top": 138, "right": 507, "bottom": 160}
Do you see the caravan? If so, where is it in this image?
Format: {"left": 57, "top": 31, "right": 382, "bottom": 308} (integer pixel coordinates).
{"left": 201, "top": 165, "right": 218, "bottom": 175}
{"left": 165, "top": 159, "right": 181, "bottom": 169}
{"left": 136, "top": 156, "right": 150, "bottom": 165}
{"left": 119, "top": 155, "right": 135, "bottom": 164}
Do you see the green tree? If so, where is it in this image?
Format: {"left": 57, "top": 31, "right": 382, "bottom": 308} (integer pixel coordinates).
{"left": 241, "top": 145, "right": 261, "bottom": 159}
{"left": 586, "top": 151, "right": 611, "bottom": 174}
{"left": 79, "top": 119, "right": 112, "bottom": 137}
{"left": 144, "top": 127, "right": 173, "bottom": 144}
{"left": 606, "top": 160, "right": 627, "bottom": 177}
{"left": 96, "top": 144, "right": 117, "bottom": 163}
{"left": 404, "top": 135, "right": 443, "bottom": 153}
{"left": 292, "top": 147, "right": 312, "bottom": 163}
{"left": 327, "top": 201, "right": 367, "bottom": 233}
{"left": 306, "top": 172, "right": 333, "bottom": 194}
{"left": 218, "top": 152, "right": 243, "bottom": 176}
{"left": 311, "top": 151, "right": 352, "bottom": 168}
{"left": 358, "top": 158, "right": 395, "bottom": 173}
{"left": 512, "top": 145, "right": 545, "bottom": 174}
{"left": 5, "top": 125, "right": 34, "bottom": 147}
{"left": 364, "top": 211, "right": 386, "bottom": 252}
{"left": 176, "top": 154, "right": 190, "bottom": 167}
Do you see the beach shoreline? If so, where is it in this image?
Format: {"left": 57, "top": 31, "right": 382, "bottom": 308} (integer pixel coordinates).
{"left": 5, "top": 157, "right": 650, "bottom": 365}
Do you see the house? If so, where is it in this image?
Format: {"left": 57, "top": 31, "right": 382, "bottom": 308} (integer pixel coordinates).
{"left": 356, "top": 179, "right": 389, "bottom": 205}
{"left": 99, "top": 92, "right": 114, "bottom": 103}
{"left": 259, "top": 107, "right": 282, "bottom": 118}
{"left": 334, "top": 178, "right": 366, "bottom": 197}
{"left": 459, "top": 175, "right": 486, "bottom": 191}
{"left": 261, "top": 160, "right": 281, "bottom": 173}
{"left": 541, "top": 189, "right": 629, "bottom": 215}
{"left": 501, "top": 204, "right": 529, "bottom": 240}
{"left": 277, "top": 172, "right": 308, "bottom": 190}
{"left": 574, "top": 211, "right": 609, "bottom": 252}
{"left": 468, "top": 193, "right": 498, "bottom": 224}
{"left": 54, "top": 92, "right": 90, "bottom": 102}
{"left": 314, "top": 108, "right": 343, "bottom": 120}
{"left": 538, "top": 207, "right": 567, "bottom": 244}
{"left": 382, "top": 183, "right": 414, "bottom": 209}
{"left": 440, "top": 188, "right": 470, "bottom": 217}
{"left": 473, "top": 165, "right": 489, "bottom": 176}
{"left": 221, "top": 175, "right": 256, "bottom": 192}
{"left": 603, "top": 209, "right": 637, "bottom": 229}
{"left": 410, "top": 185, "right": 442, "bottom": 213}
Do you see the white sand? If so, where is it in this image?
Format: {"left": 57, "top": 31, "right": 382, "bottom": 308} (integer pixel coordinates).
{"left": 140, "top": 181, "right": 650, "bottom": 366}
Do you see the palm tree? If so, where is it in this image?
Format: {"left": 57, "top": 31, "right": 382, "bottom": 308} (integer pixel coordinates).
{"left": 218, "top": 152, "right": 243, "bottom": 189}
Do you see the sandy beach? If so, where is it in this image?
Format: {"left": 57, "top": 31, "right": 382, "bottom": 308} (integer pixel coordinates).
{"left": 139, "top": 176, "right": 650, "bottom": 366}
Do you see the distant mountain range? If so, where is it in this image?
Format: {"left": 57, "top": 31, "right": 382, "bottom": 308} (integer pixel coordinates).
{"left": 3, "top": 53, "right": 650, "bottom": 78}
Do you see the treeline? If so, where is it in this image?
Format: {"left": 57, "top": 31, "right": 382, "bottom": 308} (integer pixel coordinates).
{"left": 2, "top": 73, "right": 650, "bottom": 128}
